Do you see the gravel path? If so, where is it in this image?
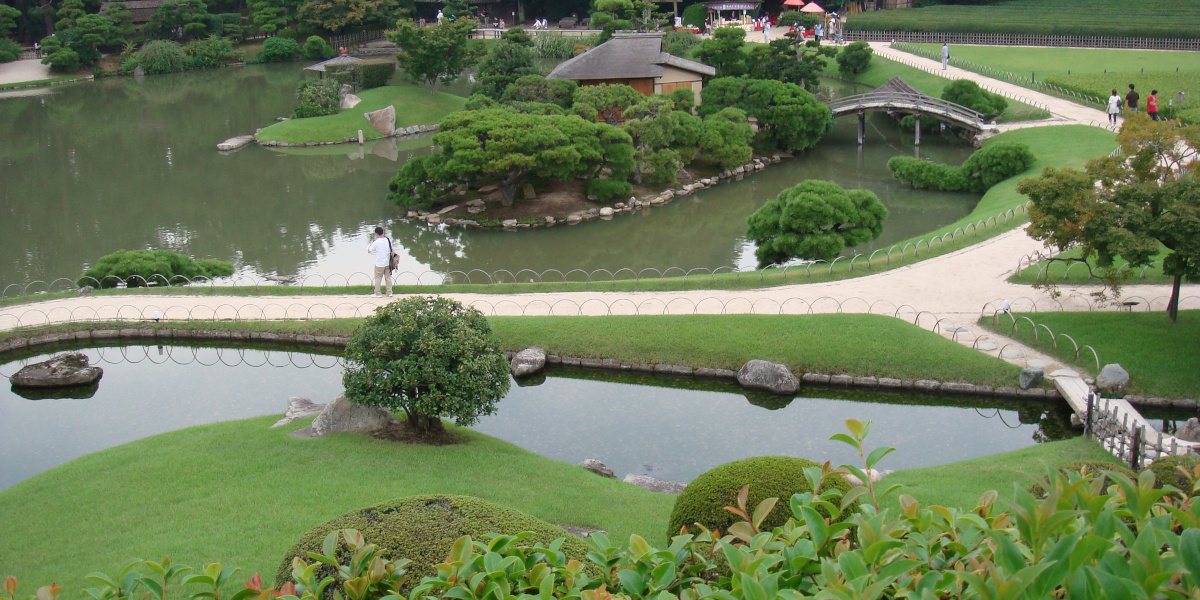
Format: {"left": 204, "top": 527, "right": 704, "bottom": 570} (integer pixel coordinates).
{"left": 0, "top": 59, "right": 50, "bottom": 85}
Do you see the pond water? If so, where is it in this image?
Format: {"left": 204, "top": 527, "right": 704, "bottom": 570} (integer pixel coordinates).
{"left": 0, "top": 343, "right": 1124, "bottom": 492}
{"left": 0, "top": 64, "right": 980, "bottom": 287}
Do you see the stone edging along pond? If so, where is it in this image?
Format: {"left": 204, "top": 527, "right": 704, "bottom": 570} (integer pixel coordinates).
{"left": 254, "top": 123, "right": 440, "bottom": 149}
{"left": 0, "top": 326, "right": 1073, "bottom": 403}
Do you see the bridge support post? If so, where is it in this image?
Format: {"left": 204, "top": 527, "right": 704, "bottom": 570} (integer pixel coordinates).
{"left": 914, "top": 115, "right": 921, "bottom": 146}
{"left": 857, "top": 112, "right": 865, "bottom": 145}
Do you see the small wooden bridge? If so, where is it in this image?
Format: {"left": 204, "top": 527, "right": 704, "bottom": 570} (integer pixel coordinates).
{"left": 827, "top": 77, "right": 995, "bottom": 144}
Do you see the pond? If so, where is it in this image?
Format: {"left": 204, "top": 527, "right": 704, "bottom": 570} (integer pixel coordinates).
{"left": 0, "top": 64, "right": 980, "bottom": 287}
{"left": 1, "top": 343, "right": 1145, "bottom": 492}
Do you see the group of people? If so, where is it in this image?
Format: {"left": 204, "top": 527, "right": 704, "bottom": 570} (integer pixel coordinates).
{"left": 1107, "top": 84, "right": 1163, "bottom": 124}
{"left": 530, "top": 18, "right": 552, "bottom": 30}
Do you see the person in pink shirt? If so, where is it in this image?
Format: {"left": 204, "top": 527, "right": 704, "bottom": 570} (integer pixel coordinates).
{"left": 1147, "top": 89, "right": 1159, "bottom": 121}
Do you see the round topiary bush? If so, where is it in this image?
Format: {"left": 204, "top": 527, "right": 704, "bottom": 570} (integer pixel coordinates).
{"left": 1145, "top": 454, "right": 1200, "bottom": 495}
{"left": 667, "top": 456, "right": 853, "bottom": 538}
{"left": 1028, "top": 460, "right": 1137, "bottom": 497}
{"left": 136, "top": 40, "right": 188, "bottom": 75}
{"left": 275, "top": 495, "right": 590, "bottom": 593}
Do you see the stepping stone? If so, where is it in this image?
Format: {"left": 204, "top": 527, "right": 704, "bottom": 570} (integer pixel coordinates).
{"left": 1048, "top": 369, "right": 1080, "bottom": 378}
{"left": 1027, "top": 359, "right": 1052, "bottom": 369}
{"left": 975, "top": 341, "right": 998, "bottom": 351}
{"left": 945, "top": 326, "right": 969, "bottom": 333}
{"left": 999, "top": 347, "right": 1026, "bottom": 359}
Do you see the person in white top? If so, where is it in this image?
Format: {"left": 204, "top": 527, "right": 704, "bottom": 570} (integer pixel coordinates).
{"left": 1107, "top": 89, "right": 1122, "bottom": 125}
{"left": 368, "top": 226, "right": 393, "bottom": 297}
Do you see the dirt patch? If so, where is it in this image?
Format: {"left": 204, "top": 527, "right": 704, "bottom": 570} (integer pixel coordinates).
{"left": 371, "top": 421, "right": 463, "bottom": 445}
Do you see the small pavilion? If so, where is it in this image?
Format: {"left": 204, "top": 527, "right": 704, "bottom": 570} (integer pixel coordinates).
{"left": 304, "top": 52, "right": 362, "bottom": 77}
{"left": 547, "top": 32, "right": 716, "bottom": 106}
{"left": 704, "top": 1, "right": 761, "bottom": 26}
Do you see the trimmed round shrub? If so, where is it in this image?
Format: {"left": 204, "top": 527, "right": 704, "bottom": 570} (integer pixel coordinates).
{"left": 1145, "top": 455, "right": 1200, "bottom": 494}
{"left": 941, "top": 79, "right": 1007, "bottom": 120}
{"left": 274, "top": 495, "right": 590, "bottom": 593}
{"left": 293, "top": 78, "right": 340, "bottom": 118}
{"left": 667, "top": 456, "right": 854, "bottom": 537}
{"left": 681, "top": 2, "right": 706, "bottom": 30}
{"left": 79, "top": 249, "right": 234, "bottom": 287}
{"left": 136, "top": 40, "right": 187, "bottom": 74}
{"left": 258, "top": 36, "right": 299, "bottom": 63}
{"left": 1028, "top": 460, "right": 1137, "bottom": 497}
{"left": 887, "top": 155, "right": 969, "bottom": 191}
{"left": 836, "top": 41, "right": 872, "bottom": 76}
{"left": 44, "top": 48, "right": 81, "bottom": 73}
{"left": 959, "top": 141, "right": 1035, "bottom": 192}
{"left": 302, "top": 35, "right": 334, "bottom": 60}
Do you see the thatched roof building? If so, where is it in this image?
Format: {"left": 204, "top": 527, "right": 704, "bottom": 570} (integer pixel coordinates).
{"left": 547, "top": 33, "right": 716, "bottom": 105}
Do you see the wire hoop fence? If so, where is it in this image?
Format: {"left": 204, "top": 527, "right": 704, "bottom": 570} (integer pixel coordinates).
{"left": 853, "top": 30, "right": 1200, "bottom": 52}
{"left": 0, "top": 345, "right": 344, "bottom": 379}
{"left": 874, "top": 50, "right": 1054, "bottom": 118}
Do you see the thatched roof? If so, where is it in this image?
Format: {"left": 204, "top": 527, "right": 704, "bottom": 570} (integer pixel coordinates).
{"left": 305, "top": 55, "right": 363, "bottom": 72}
{"left": 875, "top": 76, "right": 928, "bottom": 97}
{"left": 547, "top": 33, "right": 716, "bottom": 81}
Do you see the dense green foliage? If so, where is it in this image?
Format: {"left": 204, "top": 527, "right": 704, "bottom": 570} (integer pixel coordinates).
{"left": 297, "top": 0, "right": 405, "bottom": 33}
{"left": 889, "top": 141, "right": 1035, "bottom": 193}
{"left": 621, "top": 96, "right": 702, "bottom": 185}
{"left": 181, "top": 35, "right": 241, "bottom": 69}
{"left": 501, "top": 75, "right": 577, "bottom": 109}
{"left": 747, "top": 39, "right": 835, "bottom": 94}
{"left": 692, "top": 26, "right": 745, "bottom": 78}
{"left": 776, "top": 10, "right": 818, "bottom": 28}
{"left": 700, "top": 78, "right": 832, "bottom": 153}
{"left": 667, "top": 456, "right": 853, "bottom": 536}
{"left": 79, "top": 249, "right": 234, "bottom": 287}
{"left": 342, "top": 297, "right": 509, "bottom": 433}
{"left": 249, "top": 0, "right": 290, "bottom": 34}
{"left": 1147, "top": 455, "right": 1200, "bottom": 495}
{"left": 473, "top": 28, "right": 538, "bottom": 99}
{"left": 698, "top": 108, "right": 754, "bottom": 170}
{"left": 275, "top": 495, "right": 590, "bottom": 592}
{"left": 0, "top": 36, "right": 19, "bottom": 63}
{"left": 257, "top": 85, "right": 464, "bottom": 144}
{"left": 145, "top": 0, "right": 210, "bottom": 40}
{"left": 301, "top": 35, "right": 334, "bottom": 60}
{"left": 257, "top": 36, "right": 299, "bottom": 62}
{"left": 388, "top": 18, "right": 483, "bottom": 94}
{"left": 844, "top": 0, "right": 1200, "bottom": 38}
{"left": 589, "top": 0, "right": 660, "bottom": 42}
{"left": 836, "top": 41, "right": 873, "bottom": 76}
{"left": 661, "top": 28, "right": 698, "bottom": 56}
{"left": 353, "top": 60, "right": 396, "bottom": 90}
{"left": 941, "top": 79, "right": 1007, "bottom": 120}
{"left": 680, "top": 2, "right": 706, "bottom": 30}
{"left": 745, "top": 180, "right": 888, "bottom": 267}
{"left": 389, "top": 107, "right": 633, "bottom": 208}
{"left": 573, "top": 82, "right": 642, "bottom": 125}
{"left": 1028, "top": 460, "right": 1137, "bottom": 497}
{"left": 293, "top": 78, "right": 340, "bottom": 118}
{"left": 531, "top": 32, "right": 579, "bottom": 59}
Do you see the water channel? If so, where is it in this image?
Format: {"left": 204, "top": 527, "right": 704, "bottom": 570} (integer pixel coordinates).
{"left": 1, "top": 343, "right": 1136, "bottom": 492}
{"left": 0, "top": 64, "right": 981, "bottom": 286}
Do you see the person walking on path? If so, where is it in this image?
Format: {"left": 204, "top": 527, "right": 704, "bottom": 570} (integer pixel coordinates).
{"left": 368, "top": 226, "right": 394, "bottom": 297}
{"left": 1125, "top": 84, "right": 1139, "bottom": 115}
{"left": 763, "top": 20, "right": 770, "bottom": 43}
{"left": 941, "top": 42, "right": 949, "bottom": 70}
{"left": 1107, "top": 89, "right": 1122, "bottom": 125}
{"left": 814, "top": 22, "right": 823, "bottom": 43}
{"left": 1147, "top": 90, "right": 1159, "bottom": 121}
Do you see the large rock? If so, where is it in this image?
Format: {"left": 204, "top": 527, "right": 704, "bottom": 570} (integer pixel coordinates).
{"left": 1018, "top": 367, "right": 1044, "bottom": 390}
{"left": 363, "top": 105, "right": 395, "bottom": 136}
{"left": 272, "top": 397, "right": 328, "bottom": 428}
{"left": 216, "top": 135, "right": 256, "bottom": 151}
{"left": 1096, "top": 363, "right": 1130, "bottom": 394}
{"left": 310, "top": 395, "right": 399, "bottom": 437}
{"left": 623, "top": 474, "right": 686, "bottom": 494}
{"left": 10, "top": 353, "right": 103, "bottom": 388}
{"left": 1176, "top": 418, "right": 1200, "bottom": 443}
{"left": 581, "top": 458, "right": 615, "bottom": 478}
{"left": 340, "top": 93, "right": 362, "bottom": 109}
{"left": 736, "top": 360, "right": 799, "bottom": 395}
{"left": 510, "top": 346, "right": 546, "bottom": 377}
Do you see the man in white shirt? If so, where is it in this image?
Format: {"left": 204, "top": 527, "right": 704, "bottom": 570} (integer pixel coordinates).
{"left": 368, "top": 226, "right": 393, "bottom": 297}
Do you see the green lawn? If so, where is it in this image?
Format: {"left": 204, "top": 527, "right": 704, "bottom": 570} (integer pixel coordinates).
{"left": 844, "top": 0, "right": 1200, "bottom": 38}
{"left": 1010, "top": 246, "right": 1171, "bottom": 285}
{"left": 255, "top": 85, "right": 466, "bottom": 144}
{"left": 1, "top": 314, "right": 1024, "bottom": 386}
{"left": 977, "top": 310, "right": 1200, "bottom": 398}
{"left": 903, "top": 44, "right": 1200, "bottom": 78}
{"left": 1045, "top": 72, "right": 1200, "bottom": 123}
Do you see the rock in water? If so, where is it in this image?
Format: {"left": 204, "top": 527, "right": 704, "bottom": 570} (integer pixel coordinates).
{"left": 340, "top": 93, "right": 362, "bottom": 109}
{"left": 364, "top": 105, "right": 395, "bottom": 136}
{"left": 310, "top": 395, "right": 399, "bottom": 437}
{"left": 581, "top": 459, "right": 615, "bottom": 478}
{"left": 736, "top": 360, "right": 799, "bottom": 395}
{"left": 1096, "top": 364, "right": 1130, "bottom": 394}
{"left": 623, "top": 474, "right": 686, "bottom": 494}
{"left": 1019, "top": 367, "right": 1044, "bottom": 390}
{"left": 216, "top": 135, "right": 256, "bottom": 151}
{"left": 272, "top": 397, "right": 328, "bottom": 428}
{"left": 10, "top": 353, "right": 103, "bottom": 387}
{"left": 1176, "top": 418, "right": 1200, "bottom": 443}
{"left": 510, "top": 346, "right": 546, "bottom": 377}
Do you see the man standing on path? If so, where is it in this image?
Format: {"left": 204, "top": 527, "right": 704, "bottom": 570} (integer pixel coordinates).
{"left": 941, "top": 42, "right": 949, "bottom": 70}
{"left": 1125, "top": 84, "right": 1139, "bottom": 115}
{"left": 763, "top": 19, "right": 770, "bottom": 43}
{"left": 368, "top": 226, "right": 393, "bottom": 298}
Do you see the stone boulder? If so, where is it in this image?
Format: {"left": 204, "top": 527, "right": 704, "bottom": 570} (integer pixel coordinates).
{"left": 272, "top": 397, "right": 328, "bottom": 428}
{"left": 309, "top": 395, "right": 399, "bottom": 437}
{"left": 216, "top": 135, "right": 256, "bottom": 151}
{"left": 623, "top": 474, "right": 686, "bottom": 494}
{"left": 1176, "top": 418, "right": 1200, "bottom": 443}
{"left": 581, "top": 458, "right": 615, "bottom": 478}
{"left": 736, "top": 360, "right": 799, "bottom": 395}
{"left": 340, "top": 93, "right": 362, "bottom": 109}
{"left": 510, "top": 346, "right": 546, "bottom": 377}
{"left": 363, "top": 105, "right": 395, "bottom": 136}
{"left": 10, "top": 353, "right": 103, "bottom": 388}
{"left": 1096, "top": 363, "right": 1130, "bottom": 394}
{"left": 1019, "top": 367, "right": 1044, "bottom": 390}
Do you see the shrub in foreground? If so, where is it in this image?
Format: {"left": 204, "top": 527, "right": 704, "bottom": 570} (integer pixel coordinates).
{"left": 293, "top": 78, "right": 339, "bottom": 118}
{"left": 79, "top": 249, "right": 234, "bottom": 287}
{"left": 1028, "top": 459, "right": 1136, "bottom": 497}
{"left": 274, "top": 495, "right": 590, "bottom": 593}
{"left": 667, "top": 455, "right": 854, "bottom": 537}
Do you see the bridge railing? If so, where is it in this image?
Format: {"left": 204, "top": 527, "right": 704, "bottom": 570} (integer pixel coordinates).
{"left": 827, "top": 90, "right": 986, "bottom": 128}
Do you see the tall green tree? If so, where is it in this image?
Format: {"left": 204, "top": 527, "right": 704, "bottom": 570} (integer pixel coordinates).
{"left": 387, "top": 17, "right": 482, "bottom": 94}
{"left": 501, "top": 74, "right": 577, "bottom": 109}
{"left": 746, "top": 38, "right": 835, "bottom": 93}
{"left": 1018, "top": 116, "right": 1200, "bottom": 322}
{"left": 692, "top": 26, "right": 745, "bottom": 78}
{"left": 572, "top": 82, "right": 641, "bottom": 125}
{"left": 746, "top": 180, "right": 888, "bottom": 267}
{"left": 472, "top": 27, "right": 538, "bottom": 99}
{"left": 700, "top": 77, "right": 833, "bottom": 153}
{"left": 588, "top": 0, "right": 658, "bottom": 41}
{"left": 699, "top": 107, "right": 754, "bottom": 170}
{"left": 54, "top": 0, "right": 86, "bottom": 31}
{"left": 298, "top": 0, "right": 397, "bottom": 33}
{"left": 342, "top": 296, "right": 510, "bottom": 436}
{"left": 0, "top": 4, "right": 21, "bottom": 36}
{"left": 145, "top": 0, "right": 211, "bottom": 39}
{"left": 620, "top": 95, "right": 702, "bottom": 185}
{"left": 102, "top": 1, "right": 135, "bottom": 39}
{"left": 249, "top": 0, "right": 288, "bottom": 33}
{"left": 441, "top": 0, "right": 471, "bottom": 20}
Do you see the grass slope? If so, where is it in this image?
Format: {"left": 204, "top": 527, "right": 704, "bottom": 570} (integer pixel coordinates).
{"left": 1, "top": 314, "right": 1024, "bottom": 386}
{"left": 845, "top": 0, "right": 1200, "bottom": 39}
{"left": 1010, "top": 246, "right": 1171, "bottom": 285}
{"left": 977, "top": 310, "right": 1200, "bottom": 397}
{"left": 255, "top": 85, "right": 465, "bottom": 144}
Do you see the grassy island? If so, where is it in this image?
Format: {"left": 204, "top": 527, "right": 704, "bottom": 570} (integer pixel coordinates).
{"left": 254, "top": 85, "right": 466, "bottom": 145}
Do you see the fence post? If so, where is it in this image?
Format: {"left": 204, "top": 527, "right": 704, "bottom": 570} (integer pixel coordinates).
{"left": 1085, "top": 392, "right": 1094, "bottom": 436}
{"left": 1130, "top": 425, "right": 1141, "bottom": 470}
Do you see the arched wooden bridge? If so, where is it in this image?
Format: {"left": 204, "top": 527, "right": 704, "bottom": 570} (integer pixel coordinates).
{"left": 827, "top": 77, "right": 995, "bottom": 145}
